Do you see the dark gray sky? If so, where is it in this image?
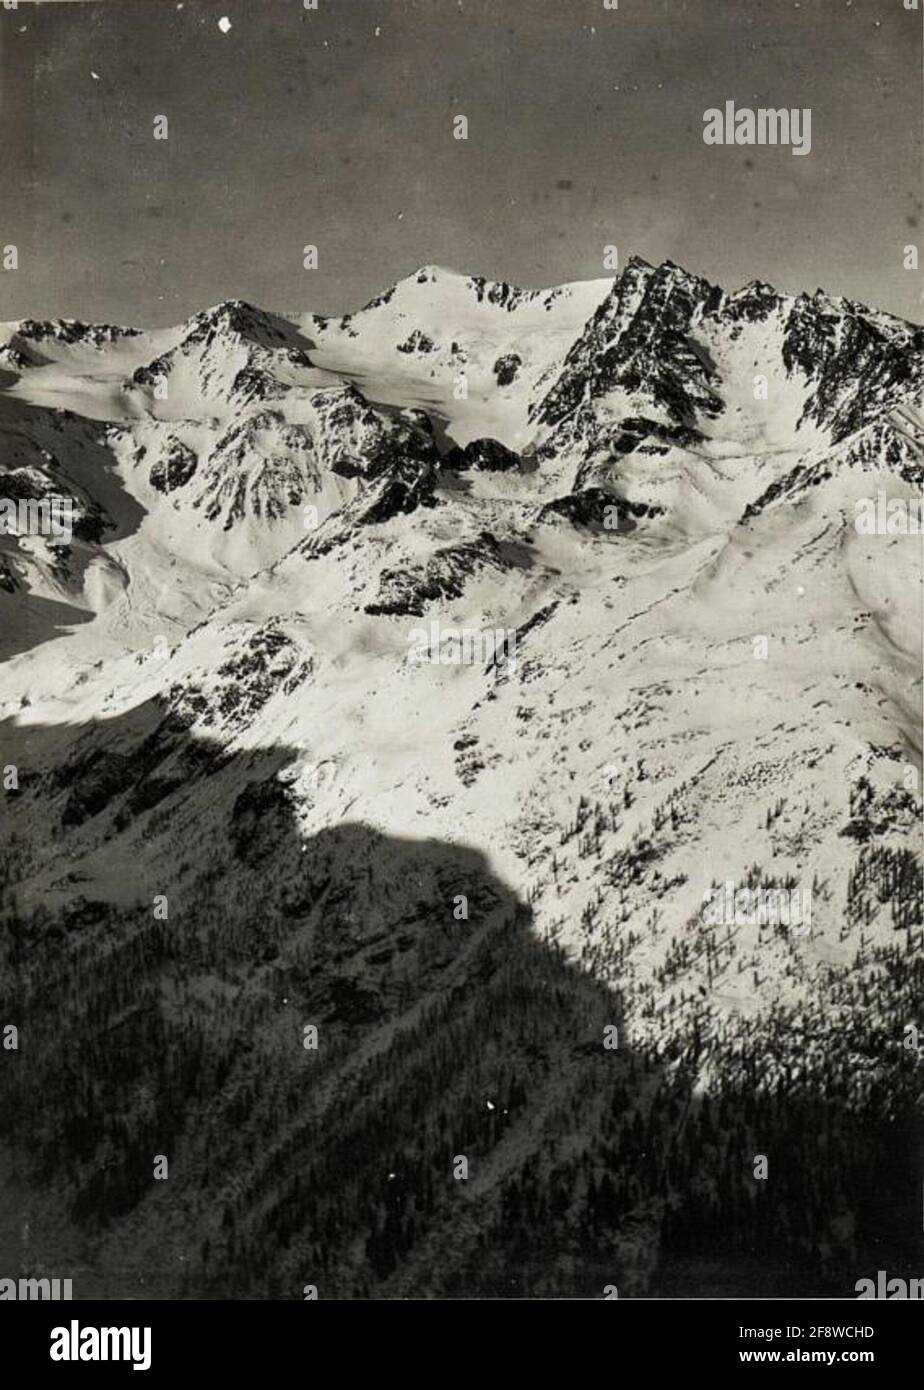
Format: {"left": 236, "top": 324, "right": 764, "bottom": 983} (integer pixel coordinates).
{"left": 0, "top": 0, "right": 920, "bottom": 326}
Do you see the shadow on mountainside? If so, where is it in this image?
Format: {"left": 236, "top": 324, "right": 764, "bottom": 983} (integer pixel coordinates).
{"left": 0, "top": 702, "right": 920, "bottom": 1298}
{"left": 0, "top": 388, "right": 148, "bottom": 661}
{"left": 0, "top": 587, "right": 96, "bottom": 663}
{"left": 0, "top": 394, "right": 146, "bottom": 546}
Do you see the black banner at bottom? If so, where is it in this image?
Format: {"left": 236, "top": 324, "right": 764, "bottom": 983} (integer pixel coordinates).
{"left": 2, "top": 1297, "right": 919, "bottom": 1377}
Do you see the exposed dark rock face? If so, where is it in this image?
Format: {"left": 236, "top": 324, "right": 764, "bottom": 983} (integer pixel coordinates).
{"left": 170, "top": 621, "right": 313, "bottom": 731}
{"left": 364, "top": 529, "right": 516, "bottom": 616}
{"left": 149, "top": 438, "right": 199, "bottom": 494}
{"left": 0, "top": 459, "right": 106, "bottom": 543}
{"left": 534, "top": 257, "right": 723, "bottom": 433}
{"left": 538, "top": 487, "right": 664, "bottom": 531}
{"left": 0, "top": 343, "right": 31, "bottom": 371}
{"left": 396, "top": 329, "right": 437, "bottom": 354}
{"left": 359, "top": 284, "right": 396, "bottom": 310}
{"left": 180, "top": 300, "right": 296, "bottom": 352}
{"left": 531, "top": 257, "right": 923, "bottom": 481}
{"left": 720, "top": 280, "right": 782, "bottom": 327}
{"left": 315, "top": 387, "right": 439, "bottom": 483}
{"left": 14, "top": 318, "right": 140, "bottom": 347}
{"left": 493, "top": 352, "right": 522, "bottom": 386}
{"left": 742, "top": 419, "right": 924, "bottom": 524}
{"left": 780, "top": 294, "right": 924, "bottom": 442}
{"left": 300, "top": 461, "right": 440, "bottom": 558}
{"left": 129, "top": 301, "right": 313, "bottom": 401}
{"left": 466, "top": 275, "right": 571, "bottom": 314}
{"left": 358, "top": 465, "right": 439, "bottom": 524}
{"left": 443, "top": 437, "right": 522, "bottom": 472}
{"left": 0, "top": 467, "right": 60, "bottom": 503}
{"left": 193, "top": 412, "right": 319, "bottom": 527}
{"left": 230, "top": 365, "right": 286, "bottom": 404}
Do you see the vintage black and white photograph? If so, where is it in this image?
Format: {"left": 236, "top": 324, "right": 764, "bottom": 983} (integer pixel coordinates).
{"left": 0, "top": 0, "right": 922, "bottom": 1330}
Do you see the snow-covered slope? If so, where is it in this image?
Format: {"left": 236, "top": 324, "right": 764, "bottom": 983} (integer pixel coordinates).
{"left": 2, "top": 254, "right": 921, "bottom": 971}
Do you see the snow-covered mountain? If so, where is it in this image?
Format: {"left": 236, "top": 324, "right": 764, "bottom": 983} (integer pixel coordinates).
{"left": 0, "top": 259, "right": 921, "bottom": 1298}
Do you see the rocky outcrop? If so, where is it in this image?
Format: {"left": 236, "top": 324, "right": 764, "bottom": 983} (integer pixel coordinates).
{"left": 443, "top": 437, "right": 522, "bottom": 472}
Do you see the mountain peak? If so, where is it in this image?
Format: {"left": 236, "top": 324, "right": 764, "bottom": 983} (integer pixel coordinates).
{"left": 188, "top": 299, "right": 271, "bottom": 333}
{"left": 622, "top": 253, "right": 655, "bottom": 273}
{"left": 408, "top": 263, "right": 465, "bottom": 282}
{"left": 731, "top": 278, "right": 780, "bottom": 299}
{"left": 615, "top": 255, "right": 718, "bottom": 303}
